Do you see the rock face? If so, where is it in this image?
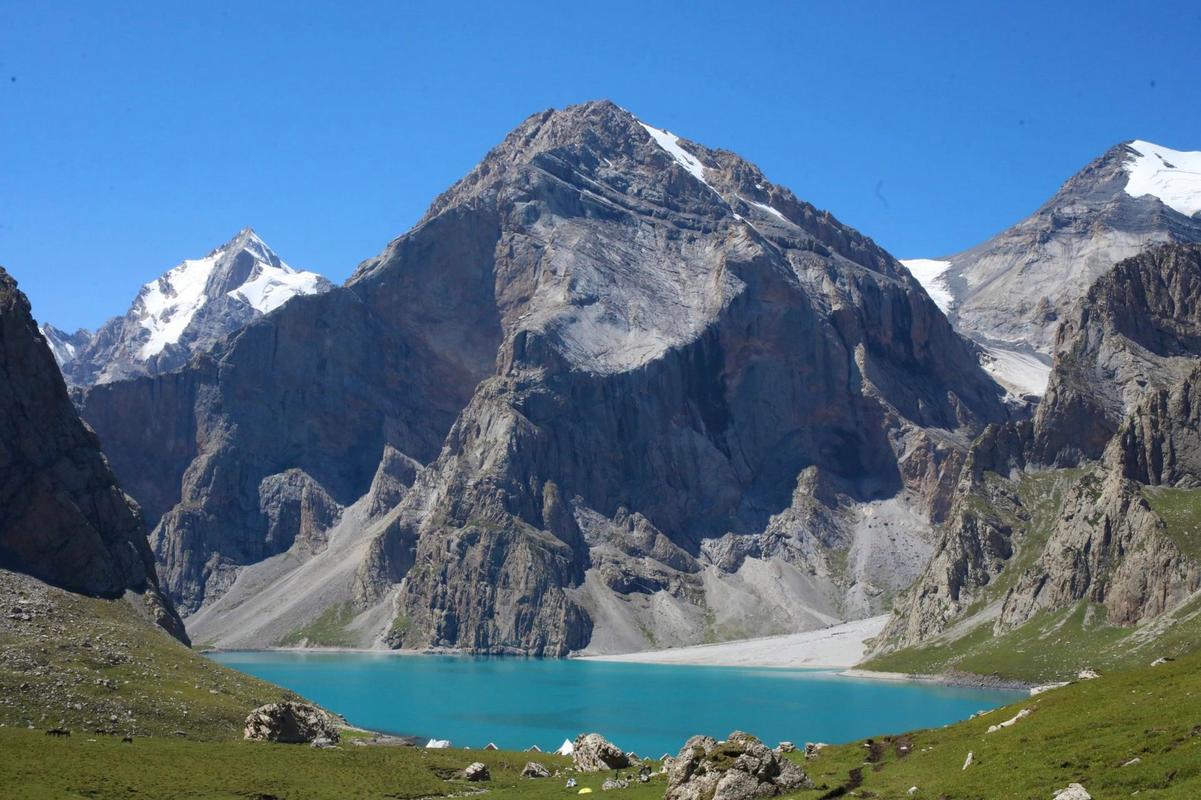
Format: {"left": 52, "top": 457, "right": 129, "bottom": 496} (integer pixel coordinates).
{"left": 903, "top": 140, "right": 1201, "bottom": 396}
{"left": 0, "top": 267, "right": 186, "bottom": 643}
{"left": 664, "top": 732, "right": 812, "bottom": 800}
{"left": 55, "top": 228, "right": 330, "bottom": 387}
{"left": 572, "top": 732, "right": 630, "bottom": 772}
{"left": 243, "top": 701, "right": 340, "bottom": 744}
{"left": 1032, "top": 244, "right": 1201, "bottom": 466}
{"left": 83, "top": 100, "right": 1007, "bottom": 652}
{"left": 875, "top": 244, "right": 1201, "bottom": 654}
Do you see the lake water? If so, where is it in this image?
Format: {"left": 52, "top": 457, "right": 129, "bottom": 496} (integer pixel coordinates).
{"left": 209, "top": 651, "right": 1025, "bottom": 756}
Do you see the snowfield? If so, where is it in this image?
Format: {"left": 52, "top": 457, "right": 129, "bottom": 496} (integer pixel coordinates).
{"left": 1124, "top": 140, "right": 1201, "bottom": 218}
{"left": 900, "top": 258, "right": 954, "bottom": 313}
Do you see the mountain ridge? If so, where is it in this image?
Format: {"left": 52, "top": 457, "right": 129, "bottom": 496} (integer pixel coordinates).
{"left": 903, "top": 138, "right": 1201, "bottom": 397}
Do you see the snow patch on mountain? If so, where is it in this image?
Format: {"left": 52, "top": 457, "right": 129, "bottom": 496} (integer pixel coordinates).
{"left": 900, "top": 259, "right": 954, "bottom": 313}
{"left": 231, "top": 264, "right": 328, "bottom": 315}
{"left": 638, "top": 121, "right": 718, "bottom": 194}
{"left": 750, "top": 200, "right": 789, "bottom": 223}
{"left": 40, "top": 325, "right": 91, "bottom": 367}
{"left": 979, "top": 345, "right": 1052, "bottom": 398}
{"left": 1124, "top": 140, "right": 1201, "bottom": 217}
{"left": 137, "top": 254, "right": 220, "bottom": 358}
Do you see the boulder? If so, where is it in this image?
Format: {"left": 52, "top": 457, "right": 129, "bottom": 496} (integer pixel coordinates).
{"left": 776, "top": 741, "right": 795, "bottom": 753}
{"left": 522, "top": 761, "right": 551, "bottom": 778}
{"left": 602, "top": 778, "right": 629, "bottom": 790}
{"left": 1053, "top": 784, "right": 1092, "bottom": 800}
{"left": 665, "top": 731, "right": 812, "bottom": 800}
{"left": 573, "top": 733, "right": 630, "bottom": 772}
{"left": 463, "top": 762, "right": 490, "bottom": 782}
{"left": 243, "top": 702, "right": 339, "bottom": 744}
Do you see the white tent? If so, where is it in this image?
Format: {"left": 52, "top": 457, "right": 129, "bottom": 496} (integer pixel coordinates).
{"left": 484, "top": 742, "right": 499, "bottom": 751}
{"left": 425, "top": 739, "right": 451, "bottom": 749}
{"left": 525, "top": 745, "right": 543, "bottom": 752}
{"left": 555, "top": 738, "right": 574, "bottom": 756}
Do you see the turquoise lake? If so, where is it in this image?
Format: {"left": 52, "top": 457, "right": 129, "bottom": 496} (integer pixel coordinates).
{"left": 209, "top": 652, "right": 1026, "bottom": 755}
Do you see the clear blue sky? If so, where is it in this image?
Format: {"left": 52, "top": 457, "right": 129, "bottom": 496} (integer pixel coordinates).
{"left": 3, "top": 1, "right": 1199, "bottom": 331}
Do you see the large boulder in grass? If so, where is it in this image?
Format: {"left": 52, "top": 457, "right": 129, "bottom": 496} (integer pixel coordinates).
{"left": 572, "top": 733, "right": 630, "bottom": 772}
{"left": 665, "top": 731, "right": 812, "bottom": 800}
{"left": 463, "top": 762, "right": 491, "bottom": 782}
{"left": 243, "top": 702, "right": 340, "bottom": 744}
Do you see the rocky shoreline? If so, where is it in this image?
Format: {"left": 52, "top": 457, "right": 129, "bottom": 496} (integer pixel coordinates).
{"left": 840, "top": 668, "right": 1038, "bottom": 692}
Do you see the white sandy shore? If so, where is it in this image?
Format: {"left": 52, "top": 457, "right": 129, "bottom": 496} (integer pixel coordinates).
{"left": 578, "top": 615, "right": 889, "bottom": 669}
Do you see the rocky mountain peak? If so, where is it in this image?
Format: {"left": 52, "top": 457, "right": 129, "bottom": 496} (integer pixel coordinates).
{"left": 40, "top": 323, "right": 93, "bottom": 367}
{"left": 902, "top": 138, "right": 1201, "bottom": 399}
{"left": 86, "top": 101, "right": 1010, "bottom": 654}
{"left": 53, "top": 229, "right": 332, "bottom": 386}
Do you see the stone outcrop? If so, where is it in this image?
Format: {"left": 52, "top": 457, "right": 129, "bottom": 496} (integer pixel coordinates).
{"left": 664, "top": 731, "right": 812, "bottom": 800}
{"left": 462, "top": 762, "right": 490, "bottom": 782}
{"left": 0, "top": 267, "right": 186, "bottom": 643}
{"left": 83, "top": 100, "right": 1007, "bottom": 652}
{"left": 572, "top": 732, "right": 630, "bottom": 772}
{"left": 1031, "top": 244, "right": 1201, "bottom": 467}
{"left": 1110, "top": 365, "right": 1201, "bottom": 487}
{"left": 243, "top": 701, "right": 340, "bottom": 744}
{"left": 521, "top": 761, "right": 551, "bottom": 778}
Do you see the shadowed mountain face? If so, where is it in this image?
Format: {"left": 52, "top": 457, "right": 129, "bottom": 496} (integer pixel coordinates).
{"left": 83, "top": 101, "right": 1008, "bottom": 655}
{"left": 0, "top": 267, "right": 186, "bottom": 643}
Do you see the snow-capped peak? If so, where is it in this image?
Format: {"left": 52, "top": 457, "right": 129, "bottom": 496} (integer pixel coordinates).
{"left": 134, "top": 229, "right": 328, "bottom": 359}
{"left": 40, "top": 324, "right": 91, "bottom": 367}
{"left": 1123, "top": 140, "right": 1201, "bottom": 217}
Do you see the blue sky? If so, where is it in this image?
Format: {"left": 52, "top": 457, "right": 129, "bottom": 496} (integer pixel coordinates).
{"left": 3, "top": 1, "right": 1199, "bottom": 331}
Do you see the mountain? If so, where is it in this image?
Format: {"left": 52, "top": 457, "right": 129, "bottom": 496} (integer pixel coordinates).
{"left": 40, "top": 324, "right": 93, "bottom": 367}
{"left": 53, "top": 228, "right": 331, "bottom": 386}
{"left": 0, "top": 265, "right": 308, "bottom": 741}
{"left": 870, "top": 243, "right": 1201, "bottom": 681}
{"left": 81, "top": 100, "right": 1008, "bottom": 655}
{"left": 0, "top": 266, "right": 185, "bottom": 641}
{"left": 902, "top": 140, "right": 1201, "bottom": 398}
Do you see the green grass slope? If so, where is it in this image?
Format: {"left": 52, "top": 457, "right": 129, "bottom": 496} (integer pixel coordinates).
{"left": 863, "top": 596, "right": 1201, "bottom": 685}
{"left": 0, "top": 570, "right": 293, "bottom": 740}
{"left": 0, "top": 733, "right": 667, "bottom": 800}
{"left": 793, "top": 648, "right": 1201, "bottom": 799}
